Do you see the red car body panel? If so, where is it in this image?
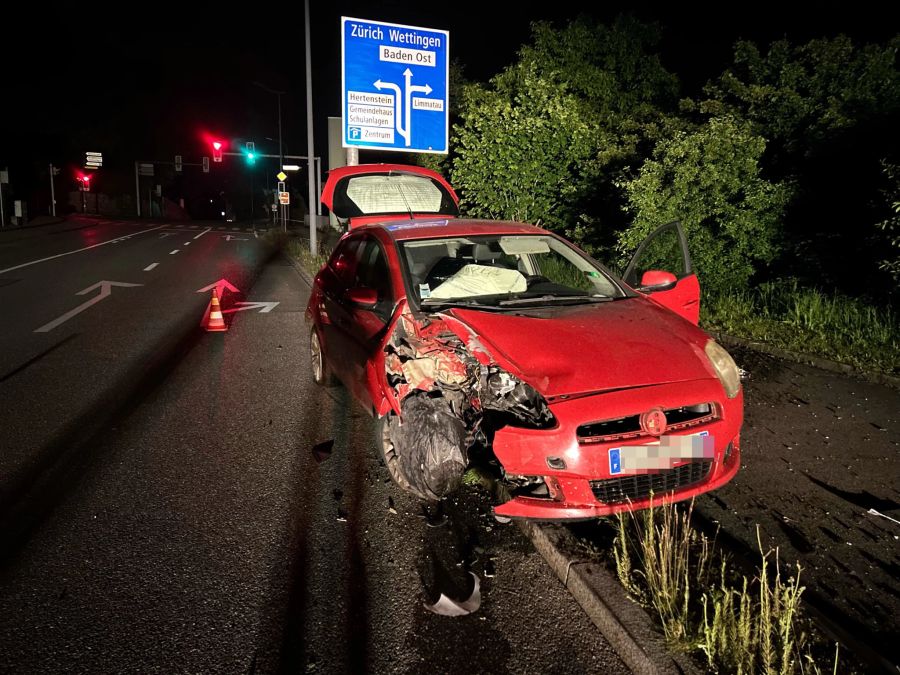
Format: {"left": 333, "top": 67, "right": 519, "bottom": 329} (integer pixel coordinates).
{"left": 490, "top": 380, "right": 742, "bottom": 519}
{"left": 439, "top": 298, "right": 713, "bottom": 398}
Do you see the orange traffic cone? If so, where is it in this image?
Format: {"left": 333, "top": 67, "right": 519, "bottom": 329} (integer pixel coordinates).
{"left": 204, "top": 289, "right": 227, "bottom": 332}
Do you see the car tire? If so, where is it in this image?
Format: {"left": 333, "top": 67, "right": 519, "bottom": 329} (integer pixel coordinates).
{"left": 309, "top": 326, "right": 336, "bottom": 386}
{"left": 377, "top": 413, "right": 416, "bottom": 494}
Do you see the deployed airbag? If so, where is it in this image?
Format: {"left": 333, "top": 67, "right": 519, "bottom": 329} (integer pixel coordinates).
{"left": 430, "top": 264, "right": 526, "bottom": 298}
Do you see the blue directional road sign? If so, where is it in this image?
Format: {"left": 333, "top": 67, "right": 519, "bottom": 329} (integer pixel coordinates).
{"left": 342, "top": 17, "right": 449, "bottom": 154}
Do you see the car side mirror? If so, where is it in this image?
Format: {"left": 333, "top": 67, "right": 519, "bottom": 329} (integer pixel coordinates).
{"left": 347, "top": 286, "right": 378, "bottom": 308}
{"left": 638, "top": 270, "right": 677, "bottom": 292}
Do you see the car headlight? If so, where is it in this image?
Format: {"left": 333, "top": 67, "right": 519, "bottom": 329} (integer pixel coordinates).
{"left": 705, "top": 340, "right": 741, "bottom": 399}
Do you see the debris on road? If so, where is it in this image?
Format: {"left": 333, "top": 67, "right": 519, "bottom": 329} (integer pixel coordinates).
{"left": 423, "top": 572, "right": 481, "bottom": 617}
{"left": 311, "top": 439, "right": 334, "bottom": 463}
{"left": 867, "top": 507, "right": 900, "bottom": 526}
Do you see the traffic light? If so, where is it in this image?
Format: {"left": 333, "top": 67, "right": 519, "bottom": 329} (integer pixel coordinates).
{"left": 80, "top": 175, "right": 91, "bottom": 192}
{"left": 212, "top": 141, "right": 223, "bottom": 163}
{"left": 245, "top": 141, "right": 256, "bottom": 165}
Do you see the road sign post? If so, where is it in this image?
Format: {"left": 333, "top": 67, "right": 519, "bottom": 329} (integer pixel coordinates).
{"left": 341, "top": 17, "right": 449, "bottom": 154}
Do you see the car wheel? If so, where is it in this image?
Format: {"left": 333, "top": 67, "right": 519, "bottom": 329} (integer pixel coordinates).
{"left": 309, "top": 327, "right": 336, "bottom": 386}
{"left": 377, "top": 414, "right": 414, "bottom": 493}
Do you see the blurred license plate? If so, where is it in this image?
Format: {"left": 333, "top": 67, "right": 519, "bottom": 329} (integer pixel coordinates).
{"left": 609, "top": 431, "right": 712, "bottom": 475}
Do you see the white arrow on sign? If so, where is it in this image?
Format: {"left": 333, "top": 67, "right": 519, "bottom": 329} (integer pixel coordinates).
{"left": 222, "top": 301, "right": 279, "bottom": 314}
{"left": 35, "top": 281, "right": 143, "bottom": 333}
{"left": 374, "top": 78, "right": 405, "bottom": 143}
{"left": 196, "top": 279, "right": 240, "bottom": 297}
{"left": 222, "top": 235, "right": 247, "bottom": 241}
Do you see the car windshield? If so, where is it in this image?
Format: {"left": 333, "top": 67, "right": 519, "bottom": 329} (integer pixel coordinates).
{"left": 399, "top": 234, "right": 624, "bottom": 308}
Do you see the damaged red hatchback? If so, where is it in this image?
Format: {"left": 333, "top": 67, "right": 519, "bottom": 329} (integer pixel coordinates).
{"left": 306, "top": 165, "right": 742, "bottom": 520}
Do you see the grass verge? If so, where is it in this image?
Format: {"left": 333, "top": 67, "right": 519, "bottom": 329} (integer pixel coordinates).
{"left": 702, "top": 278, "right": 899, "bottom": 377}
{"left": 613, "top": 498, "right": 841, "bottom": 674}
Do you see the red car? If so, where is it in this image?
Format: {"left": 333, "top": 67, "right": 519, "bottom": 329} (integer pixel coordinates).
{"left": 307, "top": 164, "right": 742, "bottom": 520}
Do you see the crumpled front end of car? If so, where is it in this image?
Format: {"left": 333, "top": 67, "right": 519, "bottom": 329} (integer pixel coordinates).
{"left": 376, "top": 302, "right": 742, "bottom": 519}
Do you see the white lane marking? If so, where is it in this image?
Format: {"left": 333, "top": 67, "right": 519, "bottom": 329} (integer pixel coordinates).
{"left": 144, "top": 263, "right": 159, "bottom": 271}
{"left": 0, "top": 225, "right": 167, "bottom": 275}
{"left": 223, "top": 235, "right": 247, "bottom": 241}
{"left": 183, "top": 241, "right": 190, "bottom": 246}
{"left": 169, "top": 250, "right": 180, "bottom": 255}
{"left": 193, "top": 227, "right": 212, "bottom": 240}
{"left": 222, "top": 301, "right": 279, "bottom": 314}
{"left": 159, "top": 232, "right": 176, "bottom": 238}
{"left": 35, "top": 281, "right": 143, "bottom": 333}
{"left": 196, "top": 279, "right": 240, "bottom": 295}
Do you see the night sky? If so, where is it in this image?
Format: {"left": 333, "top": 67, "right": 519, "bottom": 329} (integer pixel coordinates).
{"left": 2, "top": 1, "right": 893, "bottom": 178}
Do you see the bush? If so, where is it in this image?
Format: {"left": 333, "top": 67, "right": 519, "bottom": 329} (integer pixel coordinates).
{"left": 617, "top": 116, "right": 793, "bottom": 294}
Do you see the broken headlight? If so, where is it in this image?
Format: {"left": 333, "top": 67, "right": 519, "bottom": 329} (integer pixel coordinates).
{"left": 481, "top": 368, "right": 556, "bottom": 428}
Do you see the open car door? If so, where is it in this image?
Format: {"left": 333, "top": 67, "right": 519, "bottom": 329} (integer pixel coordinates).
{"left": 622, "top": 221, "right": 700, "bottom": 325}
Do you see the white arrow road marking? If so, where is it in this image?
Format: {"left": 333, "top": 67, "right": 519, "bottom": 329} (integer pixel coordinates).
{"left": 193, "top": 227, "right": 212, "bottom": 240}
{"left": 0, "top": 225, "right": 166, "bottom": 275}
{"left": 34, "top": 281, "right": 143, "bottom": 333}
{"left": 223, "top": 235, "right": 248, "bottom": 241}
{"left": 222, "top": 301, "right": 279, "bottom": 314}
{"left": 143, "top": 263, "right": 159, "bottom": 271}
{"left": 196, "top": 279, "right": 240, "bottom": 296}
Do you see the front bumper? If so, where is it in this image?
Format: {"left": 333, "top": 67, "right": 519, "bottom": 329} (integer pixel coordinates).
{"left": 492, "top": 378, "right": 743, "bottom": 520}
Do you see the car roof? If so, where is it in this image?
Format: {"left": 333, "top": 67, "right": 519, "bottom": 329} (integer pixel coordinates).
{"left": 352, "top": 218, "right": 550, "bottom": 242}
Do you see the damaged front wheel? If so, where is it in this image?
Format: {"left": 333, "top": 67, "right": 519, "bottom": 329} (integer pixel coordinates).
{"left": 377, "top": 414, "right": 415, "bottom": 494}
{"left": 309, "top": 327, "right": 337, "bottom": 386}
{"left": 377, "top": 394, "right": 468, "bottom": 502}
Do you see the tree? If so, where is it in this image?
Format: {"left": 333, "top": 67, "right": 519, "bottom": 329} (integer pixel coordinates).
{"left": 446, "top": 16, "right": 679, "bottom": 246}
{"left": 617, "top": 116, "right": 792, "bottom": 294}
{"left": 699, "top": 35, "right": 900, "bottom": 164}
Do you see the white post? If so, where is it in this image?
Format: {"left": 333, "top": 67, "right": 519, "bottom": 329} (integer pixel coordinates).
{"left": 135, "top": 162, "right": 141, "bottom": 217}
{"left": 305, "top": 0, "right": 317, "bottom": 255}
{"left": 49, "top": 164, "right": 57, "bottom": 217}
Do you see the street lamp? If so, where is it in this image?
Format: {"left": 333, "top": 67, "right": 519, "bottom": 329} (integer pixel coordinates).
{"left": 254, "top": 81, "right": 287, "bottom": 230}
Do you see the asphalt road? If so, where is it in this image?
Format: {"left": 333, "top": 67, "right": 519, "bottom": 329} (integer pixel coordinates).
{"left": 0, "top": 220, "right": 626, "bottom": 673}
{"left": 0, "top": 217, "right": 273, "bottom": 535}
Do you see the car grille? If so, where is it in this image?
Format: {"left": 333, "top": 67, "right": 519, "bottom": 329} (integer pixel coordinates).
{"left": 577, "top": 403, "right": 717, "bottom": 444}
{"left": 589, "top": 460, "right": 713, "bottom": 505}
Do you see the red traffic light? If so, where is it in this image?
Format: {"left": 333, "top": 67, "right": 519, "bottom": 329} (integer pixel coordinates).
{"left": 212, "top": 140, "right": 223, "bottom": 163}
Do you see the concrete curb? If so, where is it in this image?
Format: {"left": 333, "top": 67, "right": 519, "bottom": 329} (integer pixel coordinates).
{"left": 710, "top": 331, "right": 900, "bottom": 390}
{"left": 518, "top": 520, "right": 702, "bottom": 675}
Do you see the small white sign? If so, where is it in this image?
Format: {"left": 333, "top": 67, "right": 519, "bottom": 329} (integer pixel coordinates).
{"left": 379, "top": 45, "right": 436, "bottom": 67}
{"left": 412, "top": 97, "right": 444, "bottom": 111}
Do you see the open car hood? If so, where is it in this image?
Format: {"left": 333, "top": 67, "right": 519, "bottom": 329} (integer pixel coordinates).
{"left": 442, "top": 297, "right": 716, "bottom": 399}
{"left": 321, "top": 164, "right": 459, "bottom": 229}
